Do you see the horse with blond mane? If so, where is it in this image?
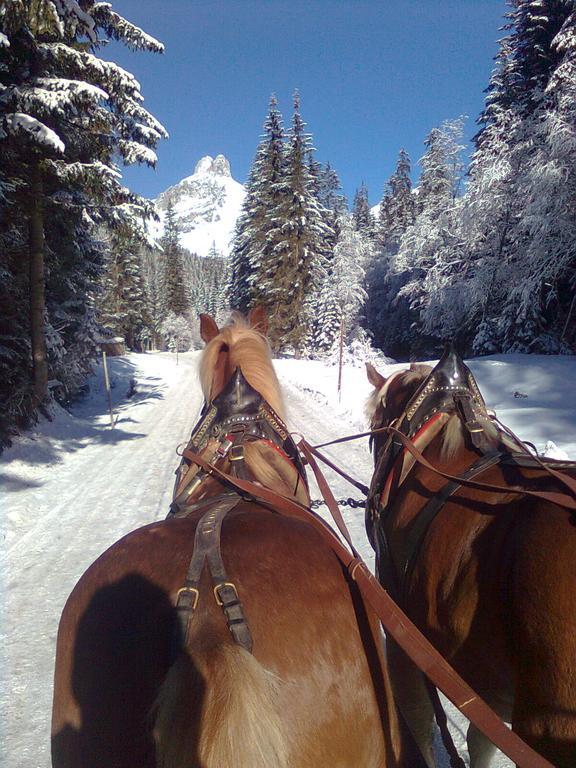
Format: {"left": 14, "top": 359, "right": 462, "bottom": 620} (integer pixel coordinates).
{"left": 365, "top": 347, "right": 576, "bottom": 768}
{"left": 51, "top": 308, "right": 416, "bottom": 768}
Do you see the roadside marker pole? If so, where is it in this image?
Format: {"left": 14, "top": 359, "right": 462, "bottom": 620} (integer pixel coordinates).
{"left": 102, "top": 350, "right": 115, "bottom": 428}
{"left": 337, "top": 316, "right": 344, "bottom": 403}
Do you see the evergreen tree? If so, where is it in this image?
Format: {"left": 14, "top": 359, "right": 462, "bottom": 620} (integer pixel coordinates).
{"left": 377, "top": 149, "right": 414, "bottom": 253}
{"left": 257, "top": 92, "right": 333, "bottom": 353}
{"left": 185, "top": 249, "right": 230, "bottom": 323}
{"left": 161, "top": 198, "right": 189, "bottom": 318}
{"left": 229, "top": 95, "right": 284, "bottom": 313}
{"left": 0, "top": 0, "right": 165, "bottom": 441}
{"left": 311, "top": 213, "right": 370, "bottom": 354}
{"left": 392, "top": 119, "right": 465, "bottom": 358}
{"left": 352, "top": 181, "right": 375, "bottom": 235}
{"left": 141, "top": 246, "right": 164, "bottom": 350}
{"left": 365, "top": 149, "right": 415, "bottom": 352}
{"left": 430, "top": 1, "right": 576, "bottom": 355}
{"left": 99, "top": 230, "right": 149, "bottom": 350}
{"left": 316, "top": 162, "right": 348, "bottom": 217}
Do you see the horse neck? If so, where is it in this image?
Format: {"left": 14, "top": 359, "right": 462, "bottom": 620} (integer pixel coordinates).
{"left": 242, "top": 441, "right": 309, "bottom": 506}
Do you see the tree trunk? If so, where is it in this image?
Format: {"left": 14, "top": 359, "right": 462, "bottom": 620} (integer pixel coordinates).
{"left": 29, "top": 161, "right": 48, "bottom": 403}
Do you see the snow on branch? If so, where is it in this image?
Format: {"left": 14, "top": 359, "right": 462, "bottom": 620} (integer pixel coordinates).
{"left": 38, "top": 43, "right": 141, "bottom": 98}
{"left": 53, "top": 0, "right": 97, "bottom": 43}
{"left": 92, "top": 3, "right": 165, "bottom": 53}
{"left": 4, "top": 113, "right": 65, "bottom": 154}
{"left": 117, "top": 140, "right": 158, "bottom": 167}
{"left": 9, "top": 78, "right": 109, "bottom": 125}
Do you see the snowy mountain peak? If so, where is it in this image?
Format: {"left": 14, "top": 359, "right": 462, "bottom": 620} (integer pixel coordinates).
{"left": 151, "top": 153, "right": 245, "bottom": 258}
{"left": 193, "top": 154, "right": 231, "bottom": 177}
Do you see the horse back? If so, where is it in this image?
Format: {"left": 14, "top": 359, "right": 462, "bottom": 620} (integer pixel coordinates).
{"left": 394, "top": 457, "right": 576, "bottom": 728}
{"left": 52, "top": 502, "right": 403, "bottom": 767}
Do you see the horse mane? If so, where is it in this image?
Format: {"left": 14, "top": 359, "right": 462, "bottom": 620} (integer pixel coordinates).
{"left": 199, "top": 313, "right": 284, "bottom": 419}
{"left": 366, "top": 365, "right": 508, "bottom": 460}
{"left": 365, "top": 367, "right": 428, "bottom": 425}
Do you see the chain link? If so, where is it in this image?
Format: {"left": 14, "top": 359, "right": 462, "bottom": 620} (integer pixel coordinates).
{"left": 310, "top": 497, "right": 366, "bottom": 509}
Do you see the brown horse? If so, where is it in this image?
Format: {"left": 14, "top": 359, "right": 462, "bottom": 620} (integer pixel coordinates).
{"left": 365, "top": 348, "right": 576, "bottom": 768}
{"left": 51, "top": 309, "right": 411, "bottom": 768}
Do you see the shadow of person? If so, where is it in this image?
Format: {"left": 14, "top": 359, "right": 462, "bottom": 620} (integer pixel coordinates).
{"left": 52, "top": 573, "right": 205, "bottom": 768}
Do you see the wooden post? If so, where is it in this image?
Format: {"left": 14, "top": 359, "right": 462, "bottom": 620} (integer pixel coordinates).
{"left": 337, "top": 315, "right": 344, "bottom": 402}
{"left": 29, "top": 161, "right": 48, "bottom": 403}
{"left": 102, "top": 350, "right": 115, "bottom": 428}
{"left": 561, "top": 292, "right": 576, "bottom": 342}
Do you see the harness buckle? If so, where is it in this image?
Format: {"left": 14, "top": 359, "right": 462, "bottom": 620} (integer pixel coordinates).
{"left": 229, "top": 444, "right": 245, "bottom": 462}
{"left": 213, "top": 581, "right": 240, "bottom": 606}
{"left": 216, "top": 438, "right": 234, "bottom": 459}
{"left": 176, "top": 585, "right": 199, "bottom": 611}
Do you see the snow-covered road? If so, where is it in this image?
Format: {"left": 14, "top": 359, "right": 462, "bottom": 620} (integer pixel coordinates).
{"left": 1, "top": 353, "right": 203, "bottom": 768}
{"left": 3, "top": 350, "right": 576, "bottom": 767}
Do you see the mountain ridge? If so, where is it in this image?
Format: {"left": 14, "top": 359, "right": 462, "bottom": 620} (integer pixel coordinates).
{"left": 150, "top": 153, "right": 245, "bottom": 257}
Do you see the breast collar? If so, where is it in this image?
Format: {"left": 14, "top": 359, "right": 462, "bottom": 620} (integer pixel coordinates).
{"left": 170, "top": 367, "right": 308, "bottom": 515}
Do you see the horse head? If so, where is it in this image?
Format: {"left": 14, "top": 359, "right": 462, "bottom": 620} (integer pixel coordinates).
{"left": 198, "top": 307, "right": 283, "bottom": 418}
{"left": 366, "top": 345, "right": 497, "bottom": 463}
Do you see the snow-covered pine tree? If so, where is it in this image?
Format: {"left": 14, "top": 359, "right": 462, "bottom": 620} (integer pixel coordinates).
{"left": 377, "top": 148, "right": 414, "bottom": 253}
{"left": 99, "top": 229, "right": 150, "bottom": 350}
{"left": 457, "top": 0, "right": 576, "bottom": 354}
{"left": 161, "top": 197, "right": 189, "bottom": 318}
{"left": 500, "top": 2, "right": 576, "bottom": 351}
{"left": 229, "top": 95, "right": 284, "bottom": 313}
{"left": 307, "top": 162, "right": 348, "bottom": 353}
{"left": 506, "top": 0, "right": 569, "bottom": 116}
{"left": 160, "top": 311, "right": 192, "bottom": 353}
{"left": 316, "top": 162, "right": 348, "bottom": 217}
{"left": 352, "top": 181, "right": 375, "bottom": 236}
{"left": 0, "top": 0, "right": 166, "bottom": 442}
{"left": 313, "top": 213, "right": 369, "bottom": 354}
{"left": 393, "top": 119, "right": 465, "bottom": 357}
{"left": 141, "top": 246, "right": 164, "bottom": 350}
{"left": 365, "top": 148, "right": 416, "bottom": 353}
{"left": 257, "top": 92, "right": 333, "bottom": 354}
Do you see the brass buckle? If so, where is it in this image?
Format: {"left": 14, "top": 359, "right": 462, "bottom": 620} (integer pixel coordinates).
{"left": 229, "top": 444, "right": 245, "bottom": 462}
{"left": 176, "top": 586, "right": 199, "bottom": 610}
{"left": 213, "top": 582, "right": 239, "bottom": 606}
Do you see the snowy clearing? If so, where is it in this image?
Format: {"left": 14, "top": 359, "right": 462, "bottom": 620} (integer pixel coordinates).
{"left": 2, "top": 350, "right": 575, "bottom": 768}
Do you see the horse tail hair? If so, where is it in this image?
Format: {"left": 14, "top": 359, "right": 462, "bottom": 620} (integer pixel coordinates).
{"left": 153, "top": 644, "right": 288, "bottom": 768}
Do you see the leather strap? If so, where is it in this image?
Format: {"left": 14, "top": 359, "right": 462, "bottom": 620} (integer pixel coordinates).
{"left": 175, "top": 493, "right": 253, "bottom": 652}
{"left": 426, "top": 678, "right": 467, "bottom": 768}
{"left": 302, "top": 443, "right": 370, "bottom": 495}
{"left": 298, "top": 441, "right": 360, "bottom": 556}
{"left": 182, "top": 449, "right": 553, "bottom": 768}
{"left": 400, "top": 450, "right": 504, "bottom": 600}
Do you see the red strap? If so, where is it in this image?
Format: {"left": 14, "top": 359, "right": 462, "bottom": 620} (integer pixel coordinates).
{"left": 181, "top": 449, "right": 553, "bottom": 768}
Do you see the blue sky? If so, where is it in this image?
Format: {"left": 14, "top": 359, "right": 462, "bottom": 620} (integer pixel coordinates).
{"left": 110, "top": 0, "right": 506, "bottom": 205}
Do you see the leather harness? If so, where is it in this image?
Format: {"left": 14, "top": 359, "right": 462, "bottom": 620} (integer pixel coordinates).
{"left": 167, "top": 367, "right": 307, "bottom": 653}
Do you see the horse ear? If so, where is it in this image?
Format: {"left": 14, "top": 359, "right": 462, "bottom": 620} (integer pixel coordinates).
{"left": 248, "top": 305, "right": 268, "bottom": 335}
{"left": 199, "top": 314, "right": 220, "bottom": 343}
{"left": 409, "top": 362, "right": 418, "bottom": 371}
{"left": 366, "top": 362, "right": 386, "bottom": 390}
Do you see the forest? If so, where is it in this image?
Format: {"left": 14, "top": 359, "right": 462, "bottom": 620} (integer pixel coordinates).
{"left": 1, "top": 0, "right": 575, "bottom": 446}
